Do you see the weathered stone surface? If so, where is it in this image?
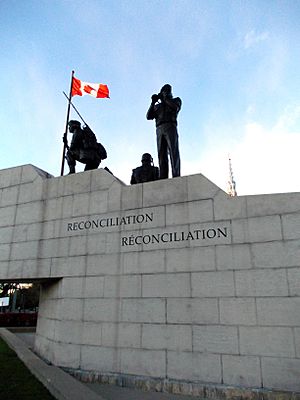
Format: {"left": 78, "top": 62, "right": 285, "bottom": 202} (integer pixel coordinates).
{"left": 0, "top": 164, "right": 299, "bottom": 395}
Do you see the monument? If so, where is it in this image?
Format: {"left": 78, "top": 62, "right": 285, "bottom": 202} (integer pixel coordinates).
{"left": 147, "top": 84, "right": 181, "bottom": 179}
{"left": 0, "top": 164, "right": 299, "bottom": 397}
{"left": 130, "top": 153, "right": 159, "bottom": 184}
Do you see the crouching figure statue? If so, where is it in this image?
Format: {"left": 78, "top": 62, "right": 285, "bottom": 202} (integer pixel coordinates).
{"left": 65, "top": 120, "right": 107, "bottom": 174}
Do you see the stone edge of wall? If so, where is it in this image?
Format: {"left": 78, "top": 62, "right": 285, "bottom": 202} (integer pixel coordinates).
{"left": 66, "top": 369, "right": 300, "bottom": 400}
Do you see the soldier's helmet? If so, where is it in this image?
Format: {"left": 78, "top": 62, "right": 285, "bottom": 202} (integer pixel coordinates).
{"left": 141, "top": 153, "right": 153, "bottom": 163}
{"left": 68, "top": 120, "right": 81, "bottom": 128}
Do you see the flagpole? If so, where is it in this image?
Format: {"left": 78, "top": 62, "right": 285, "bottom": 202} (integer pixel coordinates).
{"left": 62, "top": 91, "right": 88, "bottom": 127}
{"left": 60, "top": 70, "right": 74, "bottom": 176}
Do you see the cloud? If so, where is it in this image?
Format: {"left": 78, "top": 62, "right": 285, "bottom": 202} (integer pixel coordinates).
{"left": 244, "top": 30, "right": 269, "bottom": 49}
{"left": 183, "top": 105, "right": 300, "bottom": 196}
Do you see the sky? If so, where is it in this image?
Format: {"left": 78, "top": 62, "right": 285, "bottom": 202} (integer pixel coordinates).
{"left": 1, "top": 0, "right": 300, "bottom": 195}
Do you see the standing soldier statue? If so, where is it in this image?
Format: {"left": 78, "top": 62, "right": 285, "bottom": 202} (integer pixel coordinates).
{"left": 64, "top": 120, "right": 107, "bottom": 174}
{"left": 146, "top": 84, "right": 181, "bottom": 179}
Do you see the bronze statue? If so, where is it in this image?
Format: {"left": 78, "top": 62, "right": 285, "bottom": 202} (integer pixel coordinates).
{"left": 146, "top": 84, "right": 181, "bottom": 179}
{"left": 130, "top": 153, "right": 159, "bottom": 184}
{"left": 65, "top": 120, "right": 107, "bottom": 174}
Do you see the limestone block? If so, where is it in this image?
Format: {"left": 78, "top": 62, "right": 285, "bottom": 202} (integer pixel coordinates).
{"left": 222, "top": 355, "right": 261, "bottom": 388}
{"left": 59, "top": 298, "right": 84, "bottom": 321}
{"left": 22, "top": 259, "right": 51, "bottom": 279}
{"left": 61, "top": 277, "right": 85, "bottom": 298}
{"left": 252, "top": 240, "right": 300, "bottom": 269}
{"left": 1, "top": 185, "right": 19, "bottom": 206}
{"left": 167, "top": 298, "right": 219, "bottom": 324}
{"left": 143, "top": 177, "right": 188, "bottom": 207}
{"left": 89, "top": 190, "right": 108, "bottom": 215}
{"left": 121, "top": 299, "right": 165, "bottom": 323}
{"left": 191, "top": 271, "right": 235, "bottom": 297}
{"left": 84, "top": 276, "right": 105, "bottom": 298}
{"left": 142, "top": 324, "right": 192, "bottom": 351}
{"left": 0, "top": 205, "right": 16, "bottom": 227}
{"left": 295, "top": 328, "right": 300, "bottom": 357}
{"left": 44, "top": 198, "right": 63, "bottom": 221}
{"left": 187, "top": 174, "right": 221, "bottom": 201}
{"left": 50, "top": 255, "right": 86, "bottom": 278}
{"left": 120, "top": 348, "right": 166, "bottom": 377}
{"left": 142, "top": 273, "right": 191, "bottom": 298}
{"left": 288, "top": 268, "right": 300, "bottom": 296}
{"left": 257, "top": 298, "right": 300, "bottom": 326}
{"left": 193, "top": 325, "right": 239, "bottom": 354}
{"left": 167, "top": 351, "right": 221, "bottom": 383}
{"left": 166, "top": 199, "right": 213, "bottom": 226}
{"left": 86, "top": 254, "right": 121, "bottom": 276}
{"left": 40, "top": 238, "right": 69, "bottom": 259}
{"left": 216, "top": 243, "right": 252, "bottom": 270}
{"left": 63, "top": 171, "right": 91, "bottom": 196}
{"left": 220, "top": 298, "right": 256, "bottom": 325}
{"left": 104, "top": 275, "right": 141, "bottom": 298}
{"left": 90, "top": 168, "right": 120, "bottom": 191}
{"left": 38, "top": 299, "right": 61, "bottom": 319}
{"left": 86, "top": 233, "right": 106, "bottom": 255}
{"left": 0, "top": 244, "right": 10, "bottom": 261}
{"left": 82, "top": 322, "right": 102, "bottom": 346}
{"left": 41, "top": 221, "right": 61, "bottom": 240}
{"left": 18, "top": 180, "right": 43, "bottom": 203}
{"left": 81, "top": 345, "right": 118, "bottom": 372}
{"left": 43, "top": 176, "right": 59, "bottom": 199}
{"left": 6, "top": 261, "right": 23, "bottom": 279}
{"left": 282, "top": 213, "right": 300, "bottom": 240}
{"left": 166, "top": 246, "right": 215, "bottom": 272}
{"left": 232, "top": 216, "right": 282, "bottom": 243}
{"left": 247, "top": 193, "right": 300, "bottom": 217}
{"left": 261, "top": 357, "right": 300, "bottom": 391}
{"left": 52, "top": 341, "right": 81, "bottom": 369}
{"left": 122, "top": 249, "right": 165, "bottom": 274}
{"left": 214, "top": 193, "right": 247, "bottom": 220}
{"left": 240, "top": 326, "right": 295, "bottom": 357}
{"left": 106, "top": 232, "right": 121, "bottom": 254}
{"left": 235, "top": 269, "right": 289, "bottom": 297}
{"left": 72, "top": 192, "right": 91, "bottom": 217}
{"left": 0, "top": 226, "right": 13, "bottom": 244}
{"left": 102, "top": 323, "right": 141, "bottom": 348}
{"left": 69, "top": 235, "right": 87, "bottom": 256}
{"left": 36, "top": 317, "right": 57, "bottom": 341}
{"left": 107, "top": 181, "right": 122, "bottom": 211}
{"left": 121, "top": 184, "right": 143, "bottom": 210}
{"left": 0, "top": 261, "right": 8, "bottom": 279}
{"left": 61, "top": 195, "right": 74, "bottom": 219}
{"left": 21, "top": 165, "right": 51, "bottom": 183}
{"left": 84, "top": 298, "right": 121, "bottom": 323}
{"left": 34, "top": 335, "right": 54, "bottom": 363}
{"left": 15, "top": 202, "right": 43, "bottom": 224}
{"left": 0, "top": 166, "right": 21, "bottom": 188}
{"left": 55, "top": 320, "right": 83, "bottom": 344}
{"left": 10, "top": 241, "right": 39, "bottom": 261}
{"left": 12, "top": 224, "right": 30, "bottom": 242}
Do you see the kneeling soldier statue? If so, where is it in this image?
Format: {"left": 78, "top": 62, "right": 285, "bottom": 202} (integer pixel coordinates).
{"left": 130, "top": 153, "right": 159, "bottom": 184}
{"left": 65, "top": 120, "right": 107, "bottom": 174}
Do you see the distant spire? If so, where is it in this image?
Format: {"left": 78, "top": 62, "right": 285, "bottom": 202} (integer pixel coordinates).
{"left": 227, "top": 155, "right": 237, "bottom": 196}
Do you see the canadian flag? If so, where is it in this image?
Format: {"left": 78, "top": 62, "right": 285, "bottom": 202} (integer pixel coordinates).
{"left": 72, "top": 76, "right": 109, "bottom": 98}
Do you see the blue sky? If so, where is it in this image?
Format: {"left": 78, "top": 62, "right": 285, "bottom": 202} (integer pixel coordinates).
{"left": 1, "top": 0, "right": 300, "bottom": 194}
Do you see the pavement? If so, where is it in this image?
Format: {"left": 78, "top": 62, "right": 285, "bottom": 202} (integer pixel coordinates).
{"left": 0, "top": 328, "right": 201, "bottom": 400}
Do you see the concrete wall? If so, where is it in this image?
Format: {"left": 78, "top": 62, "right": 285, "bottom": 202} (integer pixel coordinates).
{"left": 0, "top": 164, "right": 300, "bottom": 393}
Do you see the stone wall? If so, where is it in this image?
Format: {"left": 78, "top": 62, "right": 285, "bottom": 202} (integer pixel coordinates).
{"left": 0, "top": 164, "right": 300, "bottom": 394}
